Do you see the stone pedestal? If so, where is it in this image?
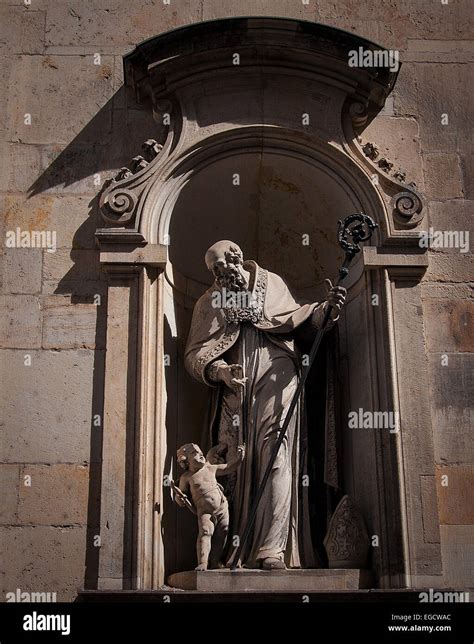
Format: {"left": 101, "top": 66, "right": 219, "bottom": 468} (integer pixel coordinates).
{"left": 167, "top": 569, "right": 372, "bottom": 592}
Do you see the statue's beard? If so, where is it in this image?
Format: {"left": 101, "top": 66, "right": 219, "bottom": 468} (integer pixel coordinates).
{"left": 216, "top": 268, "right": 247, "bottom": 292}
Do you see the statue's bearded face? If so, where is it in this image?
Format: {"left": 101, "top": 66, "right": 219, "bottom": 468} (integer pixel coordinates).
{"left": 212, "top": 249, "right": 247, "bottom": 292}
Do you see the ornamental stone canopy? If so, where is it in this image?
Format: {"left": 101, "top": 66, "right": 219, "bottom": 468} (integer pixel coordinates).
{"left": 123, "top": 18, "right": 398, "bottom": 113}
{"left": 97, "top": 17, "right": 425, "bottom": 264}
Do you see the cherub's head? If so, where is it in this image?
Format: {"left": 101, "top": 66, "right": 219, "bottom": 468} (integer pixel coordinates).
{"left": 177, "top": 443, "right": 206, "bottom": 473}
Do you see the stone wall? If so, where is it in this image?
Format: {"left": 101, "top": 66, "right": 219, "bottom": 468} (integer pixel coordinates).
{"left": 1, "top": 0, "right": 472, "bottom": 599}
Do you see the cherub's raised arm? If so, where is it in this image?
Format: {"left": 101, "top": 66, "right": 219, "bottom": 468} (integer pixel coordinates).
{"left": 215, "top": 445, "right": 245, "bottom": 476}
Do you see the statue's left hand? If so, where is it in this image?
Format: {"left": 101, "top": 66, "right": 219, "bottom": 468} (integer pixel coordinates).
{"left": 325, "top": 279, "right": 347, "bottom": 316}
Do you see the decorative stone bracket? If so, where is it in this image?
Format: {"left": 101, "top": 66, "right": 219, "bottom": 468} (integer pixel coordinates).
{"left": 342, "top": 100, "right": 425, "bottom": 234}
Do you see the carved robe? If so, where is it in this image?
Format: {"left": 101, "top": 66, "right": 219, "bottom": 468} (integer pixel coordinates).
{"left": 185, "top": 260, "right": 332, "bottom": 567}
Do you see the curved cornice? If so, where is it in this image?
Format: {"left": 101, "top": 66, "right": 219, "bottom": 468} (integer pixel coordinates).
{"left": 124, "top": 17, "right": 399, "bottom": 116}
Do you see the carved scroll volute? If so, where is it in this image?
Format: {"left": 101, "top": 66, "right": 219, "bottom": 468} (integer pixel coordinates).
{"left": 98, "top": 95, "right": 178, "bottom": 230}
{"left": 343, "top": 100, "right": 426, "bottom": 231}
{"left": 391, "top": 190, "right": 423, "bottom": 227}
{"left": 349, "top": 100, "right": 369, "bottom": 129}
{"left": 99, "top": 138, "right": 165, "bottom": 226}
{"left": 99, "top": 184, "right": 138, "bottom": 225}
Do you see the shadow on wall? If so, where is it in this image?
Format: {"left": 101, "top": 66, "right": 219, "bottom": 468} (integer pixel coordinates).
{"left": 26, "top": 85, "right": 159, "bottom": 590}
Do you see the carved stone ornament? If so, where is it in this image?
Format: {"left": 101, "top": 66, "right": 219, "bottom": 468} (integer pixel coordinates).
{"left": 362, "top": 142, "right": 379, "bottom": 161}
{"left": 391, "top": 190, "right": 424, "bottom": 226}
{"left": 324, "top": 495, "right": 370, "bottom": 569}
{"left": 348, "top": 125, "right": 425, "bottom": 230}
{"left": 99, "top": 137, "right": 166, "bottom": 226}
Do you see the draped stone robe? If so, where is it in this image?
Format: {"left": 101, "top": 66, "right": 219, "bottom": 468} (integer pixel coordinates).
{"left": 185, "top": 260, "right": 332, "bottom": 568}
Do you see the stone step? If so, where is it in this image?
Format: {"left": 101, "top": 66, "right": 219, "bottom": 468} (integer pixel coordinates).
{"left": 167, "top": 568, "right": 372, "bottom": 592}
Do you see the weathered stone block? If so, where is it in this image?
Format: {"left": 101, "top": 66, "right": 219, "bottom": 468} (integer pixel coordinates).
{"left": 360, "top": 116, "right": 424, "bottom": 189}
{"left": 415, "top": 64, "right": 473, "bottom": 153}
{"left": 436, "top": 465, "right": 474, "bottom": 525}
{"left": 440, "top": 525, "right": 474, "bottom": 587}
{"left": 45, "top": 0, "right": 202, "bottom": 48}
{"left": 0, "top": 142, "right": 42, "bottom": 193}
{"left": 423, "top": 299, "right": 473, "bottom": 354}
{"left": 421, "top": 283, "right": 474, "bottom": 301}
{"left": 460, "top": 153, "right": 474, "bottom": 199}
{"left": 422, "top": 154, "right": 463, "bottom": 200}
{"left": 428, "top": 199, "right": 474, "bottom": 232}
{"left": 0, "top": 349, "right": 102, "bottom": 463}
{"left": 424, "top": 249, "right": 473, "bottom": 283}
{"left": 6, "top": 55, "right": 114, "bottom": 145}
{"left": 0, "top": 526, "right": 86, "bottom": 601}
{"left": 2, "top": 249, "right": 42, "bottom": 294}
{"left": 392, "top": 63, "right": 418, "bottom": 117}
{"left": 203, "top": 0, "right": 317, "bottom": 20}
{"left": 420, "top": 475, "right": 441, "bottom": 544}
{"left": 18, "top": 464, "right": 89, "bottom": 525}
{"left": 41, "top": 295, "right": 101, "bottom": 349}
{"left": 318, "top": 0, "right": 473, "bottom": 42}
{"left": 0, "top": 6, "right": 46, "bottom": 55}
{"left": 107, "top": 108, "right": 164, "bottom": 166}
{"left": 3, "top": 195, "right": 98, "bottom": 250}
{"left": 42, "top": 249, "right": 101, "bottom": 284}
{"left": 0, "top": 55, "right": 14, "bottom": 135}
{"left": 42, "top": 279, "right": 107, "bottom": 301}
{"left": 35, "top": 143, "right": 112, "bottom": 196}
{"left": 428, "top": 353, "right": 473, "bottom": 465}
{"left": 0, "top": 295, "right": 41, "bottom": 348}
{"left": 0, "top": 465, "right": 20, "bottom": 524}
{"left": 403, "top": 39, "right": 474, "bottom": 64}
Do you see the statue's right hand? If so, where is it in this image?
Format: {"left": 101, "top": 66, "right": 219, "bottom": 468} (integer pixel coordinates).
{"left": 218, "top": 364, "right": 246, "bottom": 393}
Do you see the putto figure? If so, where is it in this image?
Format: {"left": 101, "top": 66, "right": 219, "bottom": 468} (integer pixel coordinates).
{"left": 185, "top": 240, "right": 346, "bottom": 570}
{"left": 176, "top": 442, "right": 245, "bottom": 571}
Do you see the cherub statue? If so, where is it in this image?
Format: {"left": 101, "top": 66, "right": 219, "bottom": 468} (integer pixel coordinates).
{"left": 175, "top": 442, "right": 245, "bottom": 571}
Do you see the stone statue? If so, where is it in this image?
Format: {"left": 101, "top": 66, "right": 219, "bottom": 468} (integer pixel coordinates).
{"left": 185, "top": 241, "right": 346, "bottom": 570}
{"left": 176, "top": 442, "right": 245, "bottom": 571}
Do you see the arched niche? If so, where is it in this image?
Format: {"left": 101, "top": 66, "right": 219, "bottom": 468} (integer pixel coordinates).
{"left": 94, "top": 18, "right": 441, "bottom": 593}
{"left": 158, "top": 135, "right": 377, "bottom": 574}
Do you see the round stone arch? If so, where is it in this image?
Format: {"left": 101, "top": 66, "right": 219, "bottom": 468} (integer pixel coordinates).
{"left": 139, "top": 126, "right": 388, "bottom": 251}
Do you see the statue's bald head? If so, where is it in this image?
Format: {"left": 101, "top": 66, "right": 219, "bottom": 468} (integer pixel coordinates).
{"left": 205, "top": 240, "right": 243, "bottom": 271}
{"left": 204, "top": 240, "right": 247, "bottom": 291}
